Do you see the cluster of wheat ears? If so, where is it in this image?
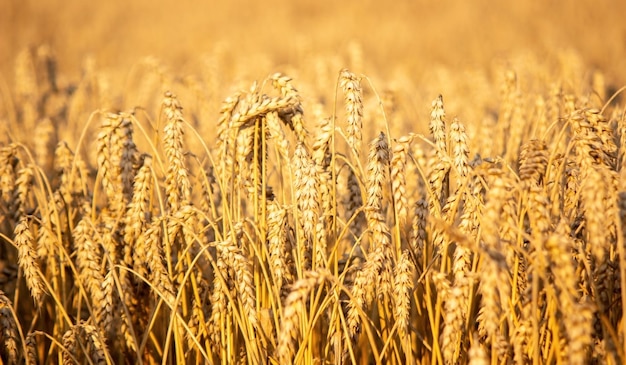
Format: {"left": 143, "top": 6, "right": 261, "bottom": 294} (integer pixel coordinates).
{"left": 0, "top": 46, "right": 626, "bottom": 365}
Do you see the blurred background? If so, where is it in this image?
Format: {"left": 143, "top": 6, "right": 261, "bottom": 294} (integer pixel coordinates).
{"left": 1, "top": 0, "right": 625, "bottom": 149}
{"left": 1, "top": 0, "right": 625, "bottom": 82}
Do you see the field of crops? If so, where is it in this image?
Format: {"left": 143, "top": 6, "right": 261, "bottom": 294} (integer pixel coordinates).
{"left": 1, "top": 0, "right": 626, "bottom": 364}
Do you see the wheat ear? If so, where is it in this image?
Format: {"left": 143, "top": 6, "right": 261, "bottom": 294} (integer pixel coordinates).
{"left": 14, "top": 216, "right": 47, "bottom": 306}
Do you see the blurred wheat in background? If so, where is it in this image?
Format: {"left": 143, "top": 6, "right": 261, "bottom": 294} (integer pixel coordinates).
{"left": 1, "top": 0, "right": 626, "bottom": 364}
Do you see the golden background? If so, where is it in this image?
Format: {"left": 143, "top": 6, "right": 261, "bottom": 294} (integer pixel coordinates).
{"left": 2, "top": 0, "right": 624, "bottom": 82}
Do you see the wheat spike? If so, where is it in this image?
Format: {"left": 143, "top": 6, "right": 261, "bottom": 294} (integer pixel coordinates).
{"left": 518, "top": 139, "right": 549, "bottom": 187}
{"left": 163, "top": 91, "right": 192, "bottom": 212}
{"left": 450, "top": 117, "right": 470, "bottom": 182}
{"left": 14, "top": 217, "right": 47, "bottom": 306}
{"left": 215, "top": 232, "right": 258, "bottom": 330}
{"left": 276, "top": 270, "right": 329, "bottom": 364}
{"left": 0, "top": 291, "right": 18, "bottom": 365}
{"left": 430, "top": 95, "right": 448, "bottom": 159}
{"left": 13, "top": 166, "right": 34, "bottom": 222}
{"left": 340, "top": 69, "right": 363, "bottom": 157}
{"left": 144, "top": 217, "right": 176, "bottom": 306}
{"left": 393, "top": 250, "right": 414, "bottom": 338}
{"left": 25, "top": 332, "right": 38, "bottom": 365}
{"left": 292, "top": 143, "right": 320, "bottom": 270}
{"left": 391, "top": 135, "right": 412, "bottom": 229}
{"left": 267, "top": 200, "right": 293, "bottom": 292}
{"left": 74, "top": 218, "right": 105, "bottom": 307}
{"left": 0, "top": 145, "right": 18, "bottom": 215}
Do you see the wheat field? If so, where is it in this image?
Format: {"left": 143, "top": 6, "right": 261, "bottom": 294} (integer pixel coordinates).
{"left": 1, "top": 0, "right": 626, "bottom": 364}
